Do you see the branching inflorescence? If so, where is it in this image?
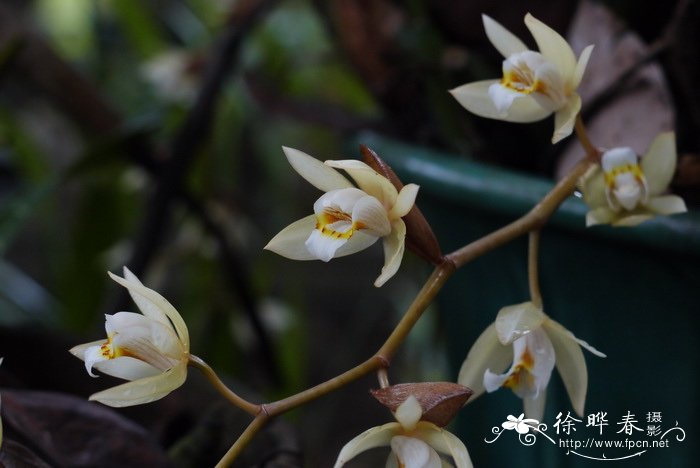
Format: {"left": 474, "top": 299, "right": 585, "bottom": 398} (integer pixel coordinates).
{"left": 65, "top": 12, "right": 687, "bottom": 468}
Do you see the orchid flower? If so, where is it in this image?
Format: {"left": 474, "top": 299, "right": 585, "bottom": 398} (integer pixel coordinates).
{"left": 70, "top": 267, "right": 190, "bottom": 407}
{"left": 334, "top": 395, "right": 473, "bottom": 468}
{"left": 450, "top": 13, "right": 594, "bottom": 143}
{"left": 264, "top": 147, "right": 419, "bottom": 287}
{"left": 581, "top": 132, "right": 687, "bottom": 226}
{"left": 458, "top": 301, "right": 605, "bottom": 421}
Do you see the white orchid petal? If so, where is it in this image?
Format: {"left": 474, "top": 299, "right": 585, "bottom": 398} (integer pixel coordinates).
{"left": 495, "top": 302, "right": 547, "bottom": 344}
{"left": 70, "top": 339, "right": 107, "bottom": 360}
{"left": 88, "top": 361, "right": 187, "bottom": 407}
{"left": 646, "top": 195, "right": 687, "bottom": 215}
{"left": 395, "top": 395, "right": 422, "bottom": 431}
{"left": 483, "top": 368, "right": 509, "bottom": 393}
{"left": 117, "top": 269, "right": 170, "bottom": 327}
{"left": 413, "top": 424, "right": 474, "bottom": 468}
{"left": 314, "top": 188, "right": 367, "bottom": 215}
{"left": 391, "top": 436, "right": 442, "bottom": 468}
{"left": 305, "top": 229, "right": 349, "bottom": 262}
{"left": 282, "top": 146, "right": 353, "bottom": 192}
{"left": 109, "top": 269, "right": 189, "bottom": 351}
{"left": 450, "top": 81, "right": 551, "bottom": 123}
{"left": 552, "top": 93, "right": 581, "bottom": 143}
{"left": 353, "top": 195, "right": 392, "bottom": 236}
{"left": 390, "top": 184, "right": 420, "bottom": 219}
{"left": 265, "top": 214, "right": 319, "bottom": 261}
{"left": 482, "top": 14, "right": 528, "bottom": 58}
{"left": 615, "top": 213, "right": 655, "bottom": 226}
{"left": 524, "top": 13, "right": 576, "bottom": 83}
{"left": 543, "top": 320, "right": 592, "bottom": 417}
{"left": 573, "top": 45, "right": 594, "bottom": 89}
{"left": 523, "top": 389, "right": 547, "bottom": 422}
{"left": 526, "top": 328, "right": 556, "bottom": 395}
{"left": 488, "top": 83, "right": 524, "bottom": 116}
{"left": 333, "top": 423, "right": 400, "bottom": 468}
{"left": 91, "top": 356, "right": 162, "bottom": 381}
{"left": 325, "top": 159, "right": 399, "bottom": 207}
{"left": 458, "top": 323, "right": 512, "bottom": 399}
{"left": 374, "top": 220, "right": 406, "bottom": 287}
{"left": 640, "top": 132, "right": 677, "bottom": 195}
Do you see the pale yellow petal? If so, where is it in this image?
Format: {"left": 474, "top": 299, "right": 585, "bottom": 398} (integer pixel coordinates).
{"left": 524, "top": 13, "right": 576, "bottom": 83}
{"left": 543, "top": 320, "right": 588, "bottom": 416}
{"left": 88, "top": 361, "right": 187, "bottom": 407}
{"left": 325, "top": 159, "right": 398, "bottom": 207}
{"left": 390, "top": 184, "right": 420, "bottom": 220}
{"left": 334, "top": 423, "right": 400, "bottom": 468}
{"left": 413, "top": 424, "right": 474, "bottom": 468}
{"left": 119, "top": 268, "right": 170, "bottom": 327}
{"left": 450, "top": 81, "right": 550, "bottom": 122}
{"left": 640, "top": 132, "right": 677, "bottom": 196}
{"left": 613, "top": 213, "right": 653, "bottom": 227}
{"left": 282, "top": 146, "right": 353, "bottom": 192}
{"left": 264, "top": 214, "right": 318, "bottom": 260}
{"left": 646, "top": 195, "right": 687, "bottom": 215}
{"left": 395, "top": 395, "right": 422, "bottom": 431}
{"left": 495, "top": 301, "right": 547, "bottom": 344}
{"left": 580, "top": 165, "right": 607, "bottom": 208}
{"left": 552, "top": 93, "right": 581, "bottom": 143}
{"left": 458, "top": 323, "right": 512, "bottom": 399}
{"left": 353, "top": 195, "right": 392, "bottom": 236}
{"left": 482, "top": 14, "right": 528, "bottom": 58}
{"left": 374, "top": 220, "right": 406, "bottom": 287}
{"left": 573, "top": 45, "right": 594, "bottom": 88}
{"left": 586, "top": 207, "right": 616, "bottom": 226}
{"left": 109, "top": 269, "right": 190, "bottom": 351}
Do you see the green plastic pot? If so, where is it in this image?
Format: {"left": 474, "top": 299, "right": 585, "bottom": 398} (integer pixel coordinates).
{"left": 355, "top": 133, "right": 699, "bottom": 468}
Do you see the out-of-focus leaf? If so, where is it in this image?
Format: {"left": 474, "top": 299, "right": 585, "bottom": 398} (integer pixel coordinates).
{"left": 0, "top": 178, "right": 57, "bottom": 255}
{"left": 0, "top": 260, "right": 59, "bottom": 326}
{"left": 110, "top": 0, "right": 167, "bottom": 58}
{"left": 34, "top": 0, "right": 96, "bottom": 59}
{"left": 1, "top": 390, "right": 171, "bottom": 467}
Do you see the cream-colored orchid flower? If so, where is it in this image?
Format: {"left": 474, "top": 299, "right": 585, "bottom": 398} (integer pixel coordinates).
{"left": 450, "top": 13, "right": 594, "bottom": 143}
{"left": 334, "top": 396, "right": 473, "bottom": 468}
{"left": 264, "top": 147, "right": 419, "bottom": 287}
{"left": 70, "top": 267, "right": 190, "bottom": 407}
{"left": 581, "top": 132, "right": 687, "bottom": 226}
{"left": 458, "top": 302, "right": 605, "bottom": 421}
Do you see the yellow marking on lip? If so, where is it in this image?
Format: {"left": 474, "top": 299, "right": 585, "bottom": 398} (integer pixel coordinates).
{"left": 501, "top": 69, "right": 545, "bottom": 95}
{"left": 315, "top": 208, "right": 365, "bottom": 239}
{"left": 502, "top": 348, "right": 535, "bottom": 389}
{"left": 604, "top": 163, "right": 645, "bottom": 187}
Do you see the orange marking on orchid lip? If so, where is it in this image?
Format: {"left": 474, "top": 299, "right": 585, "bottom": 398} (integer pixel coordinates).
{"left": 502, "top": 348, "right": 535, "bottom": 389}
{"left": 315, "top": 207, "right": 365, "bottom": 240}
{"left": 604, "top": 163, "right": 645, "bottom": 187}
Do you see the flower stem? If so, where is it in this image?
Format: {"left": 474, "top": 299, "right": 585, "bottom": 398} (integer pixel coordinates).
{"left": 446, "top": 156, "right": 593, "bottom": 268}
{"left": 216, "top": 414, "right": 268, "bottom": 468}
{"left": 188, "top": 354, "right": 260, "bottom": 416}
{"left": 377, "top": 368, "right": 390, "bottom": 388}
{"left": 528, "top": 230, "right": 543, "bottom": 309}
{"left": 575, "top": 114, "right": 599, "bottom": 161}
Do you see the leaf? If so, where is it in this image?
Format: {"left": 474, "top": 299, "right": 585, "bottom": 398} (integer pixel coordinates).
{"left": 1, "top": 390, "right": 170, "bottom": 467}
